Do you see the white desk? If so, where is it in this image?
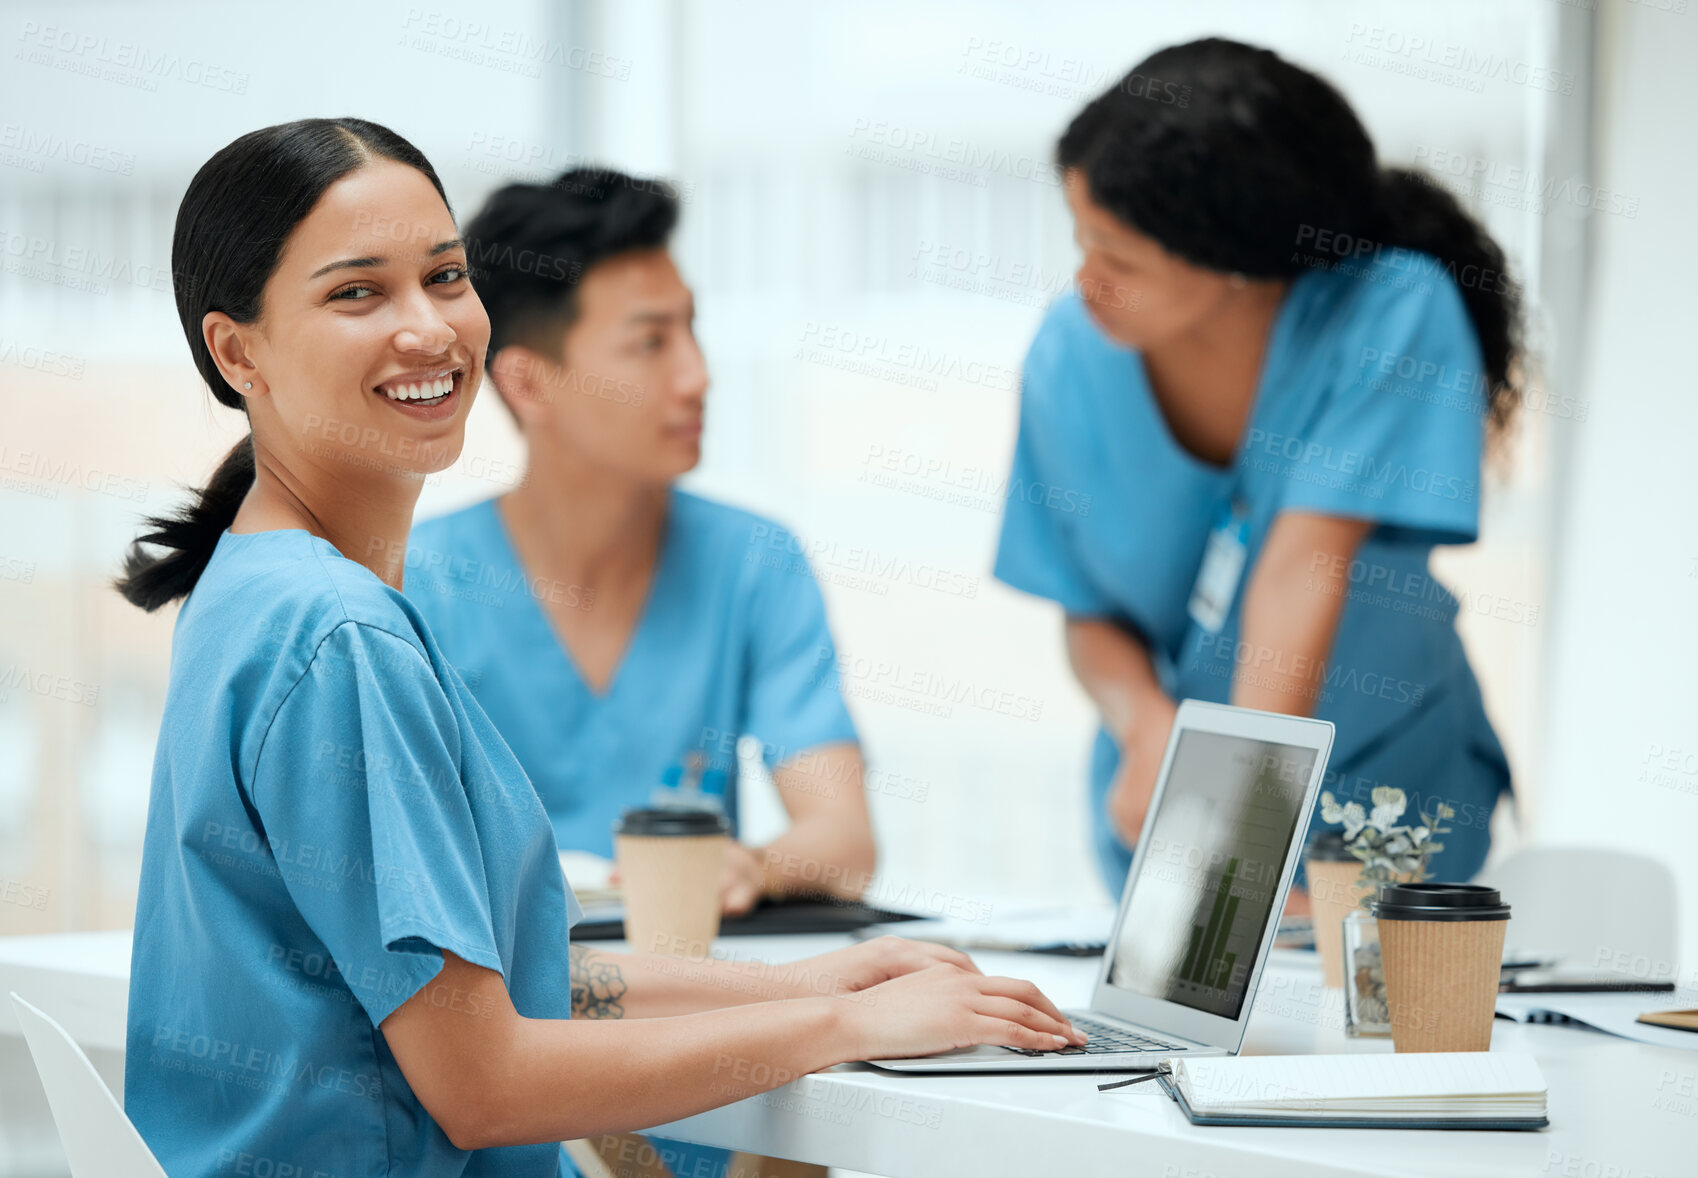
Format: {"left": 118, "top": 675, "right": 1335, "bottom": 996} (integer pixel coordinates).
{"left": 1, "top": 929, "right": 1691, "bottom": 1178}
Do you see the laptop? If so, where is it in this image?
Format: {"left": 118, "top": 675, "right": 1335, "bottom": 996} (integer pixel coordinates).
{"left": 866, "top": 700, "right": 1334, "bottom": 1072}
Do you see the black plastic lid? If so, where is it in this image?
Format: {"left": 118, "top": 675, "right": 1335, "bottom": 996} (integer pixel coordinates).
{"left": 1304, "top": 830, "right": 1357, "bottom": 863}
{"left": 613, "top": 806, "right": 730, "bottom": 838}
{"left": 1371, "top": 882, "right": 1511, "bottom": 922}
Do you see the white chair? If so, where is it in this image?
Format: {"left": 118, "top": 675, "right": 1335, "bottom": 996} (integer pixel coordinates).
{"left": 7, "top": 993, "right": 168, "bottom": 1178}
{"left": 1478, "top": 847, "right": 1681, "bottom": 977}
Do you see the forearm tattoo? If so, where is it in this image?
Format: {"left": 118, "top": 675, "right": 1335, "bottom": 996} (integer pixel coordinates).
{"left": 569, "top": 943, "right": 628, "bottom": 1019}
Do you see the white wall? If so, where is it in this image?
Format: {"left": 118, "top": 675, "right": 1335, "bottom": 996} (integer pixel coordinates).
{"left": 1541, "top": 0, "right": 1698, "bottom": 979}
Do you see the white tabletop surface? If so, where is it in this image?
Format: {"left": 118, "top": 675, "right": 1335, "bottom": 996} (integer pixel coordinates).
{"left": 1, "top": 927, "right": 1691, "bottom": 1178}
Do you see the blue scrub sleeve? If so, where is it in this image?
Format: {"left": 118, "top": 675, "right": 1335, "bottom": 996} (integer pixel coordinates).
{"left": 743, "top": 532, "right": 860, "bottom": 770}
{"left": 992, "top": 377, "right": 1118, "bottom": 617}
{"left": 250, "top": 621, "right": 506, "bottom": 1027}
{"left": 1266, "top": 273, "right": 1484, "bottom": 543}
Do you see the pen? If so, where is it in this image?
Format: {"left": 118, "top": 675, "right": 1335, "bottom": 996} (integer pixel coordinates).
{"left": 1097, "top": 1062, "right": 1173, "bottom": 1092}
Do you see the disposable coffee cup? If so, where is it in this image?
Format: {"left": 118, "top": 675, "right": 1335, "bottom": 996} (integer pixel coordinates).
{"left": 1304, "top": 831, "right": 1366, "bottom": 989}
{"left": 612, "top": 806, "right": 730, "bottom": 958}
{"left": 1373, "top": 883, "right": 1511, "bottom": 1053}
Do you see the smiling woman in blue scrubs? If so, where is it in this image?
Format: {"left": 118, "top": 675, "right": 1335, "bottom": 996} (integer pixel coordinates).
{"left": 405, "top": 169, "right": 874, "bottom": 917}
{"left": 994, "top": 39, "right": 1526, "bottom": 904}
{"left": 114, "top": 118, "right": 1081, "bottom": 1176}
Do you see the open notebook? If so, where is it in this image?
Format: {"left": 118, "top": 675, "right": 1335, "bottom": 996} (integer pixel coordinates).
{"left": 1154, "top": 1053, "right": 1548, "bottom": 1130}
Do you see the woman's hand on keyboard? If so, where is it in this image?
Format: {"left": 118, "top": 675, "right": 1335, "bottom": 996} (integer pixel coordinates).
{"left": 841, "top": 963, "right": 1089, "bottom": 1059}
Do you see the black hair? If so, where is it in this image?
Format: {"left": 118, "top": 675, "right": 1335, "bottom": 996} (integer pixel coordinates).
{"left": 461, "top": 166, "right": 679, "bottom": 362}
{"left": 1058, "top": 37, "right": 1525, "bottom": 440}
{"left": 115, "top": 118, "right": 452, "bottom": 611}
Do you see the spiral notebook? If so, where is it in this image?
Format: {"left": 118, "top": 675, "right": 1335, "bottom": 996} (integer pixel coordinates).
{"left": 1148, "top": 1052, "right": 1548, "bottom": 1130}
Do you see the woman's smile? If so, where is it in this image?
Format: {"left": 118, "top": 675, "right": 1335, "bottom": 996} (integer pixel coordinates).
{"left": 371, "top": 365, "right": 466, "bottom": 421}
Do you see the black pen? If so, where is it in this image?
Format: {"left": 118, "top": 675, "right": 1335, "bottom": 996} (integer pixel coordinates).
{"left": 1097, "top": 1062, "right": 1174, "bottom": 1092}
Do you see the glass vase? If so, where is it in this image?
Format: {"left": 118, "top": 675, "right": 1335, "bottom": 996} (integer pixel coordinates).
{"left": 1342, "top": 909, "right": 1392, "bottom": 1038}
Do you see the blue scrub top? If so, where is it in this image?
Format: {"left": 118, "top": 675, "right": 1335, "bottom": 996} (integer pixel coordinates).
{"left": 404, "top": 489, "right": 860, "bottom": 859}
{"left": 126, "top": 529, "right": 582, "bottom": 1177}
{"left": 995, "top": 251, "right": 1512, "bottom": 898}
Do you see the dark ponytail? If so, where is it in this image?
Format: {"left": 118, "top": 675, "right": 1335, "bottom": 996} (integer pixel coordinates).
{"left": 1058, "top": 37, "right": 1526, "bottom": 442}
{"left": 115, "top": 118, "right": 452, "bottom": 611}
{"left": 1371, "top": 168, "right": 1523, "bottom": 438}
{"left": 116, "top": 437, "right": 255, "bottom": 612}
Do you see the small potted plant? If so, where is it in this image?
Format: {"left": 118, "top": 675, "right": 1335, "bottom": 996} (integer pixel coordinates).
{"left": 1316, "top": 787, "right": 1452, "bottom": 1037}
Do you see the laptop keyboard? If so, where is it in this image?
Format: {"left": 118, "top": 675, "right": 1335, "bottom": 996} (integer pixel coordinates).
{"left": 1002, "top": 1014, "right": 1186, "bottom": 1057}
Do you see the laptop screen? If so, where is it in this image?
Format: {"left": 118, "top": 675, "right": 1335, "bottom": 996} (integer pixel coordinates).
{"left": 1106, "top": 728, "right": 1317, "bottom": 1020}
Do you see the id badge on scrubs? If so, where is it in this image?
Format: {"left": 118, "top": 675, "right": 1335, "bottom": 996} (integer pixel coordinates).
{"left": 1188, "top": 499, "right": 1249, "bottom": 634}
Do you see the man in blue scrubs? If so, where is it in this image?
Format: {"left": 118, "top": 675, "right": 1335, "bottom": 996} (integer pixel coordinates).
{"left": 406, "top": 168, "right": 876, "bottom": 917}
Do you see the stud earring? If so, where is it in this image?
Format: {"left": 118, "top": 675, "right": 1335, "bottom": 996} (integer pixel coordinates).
{"left": 243, "top": 381, "right": 253, "bottom": 390}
